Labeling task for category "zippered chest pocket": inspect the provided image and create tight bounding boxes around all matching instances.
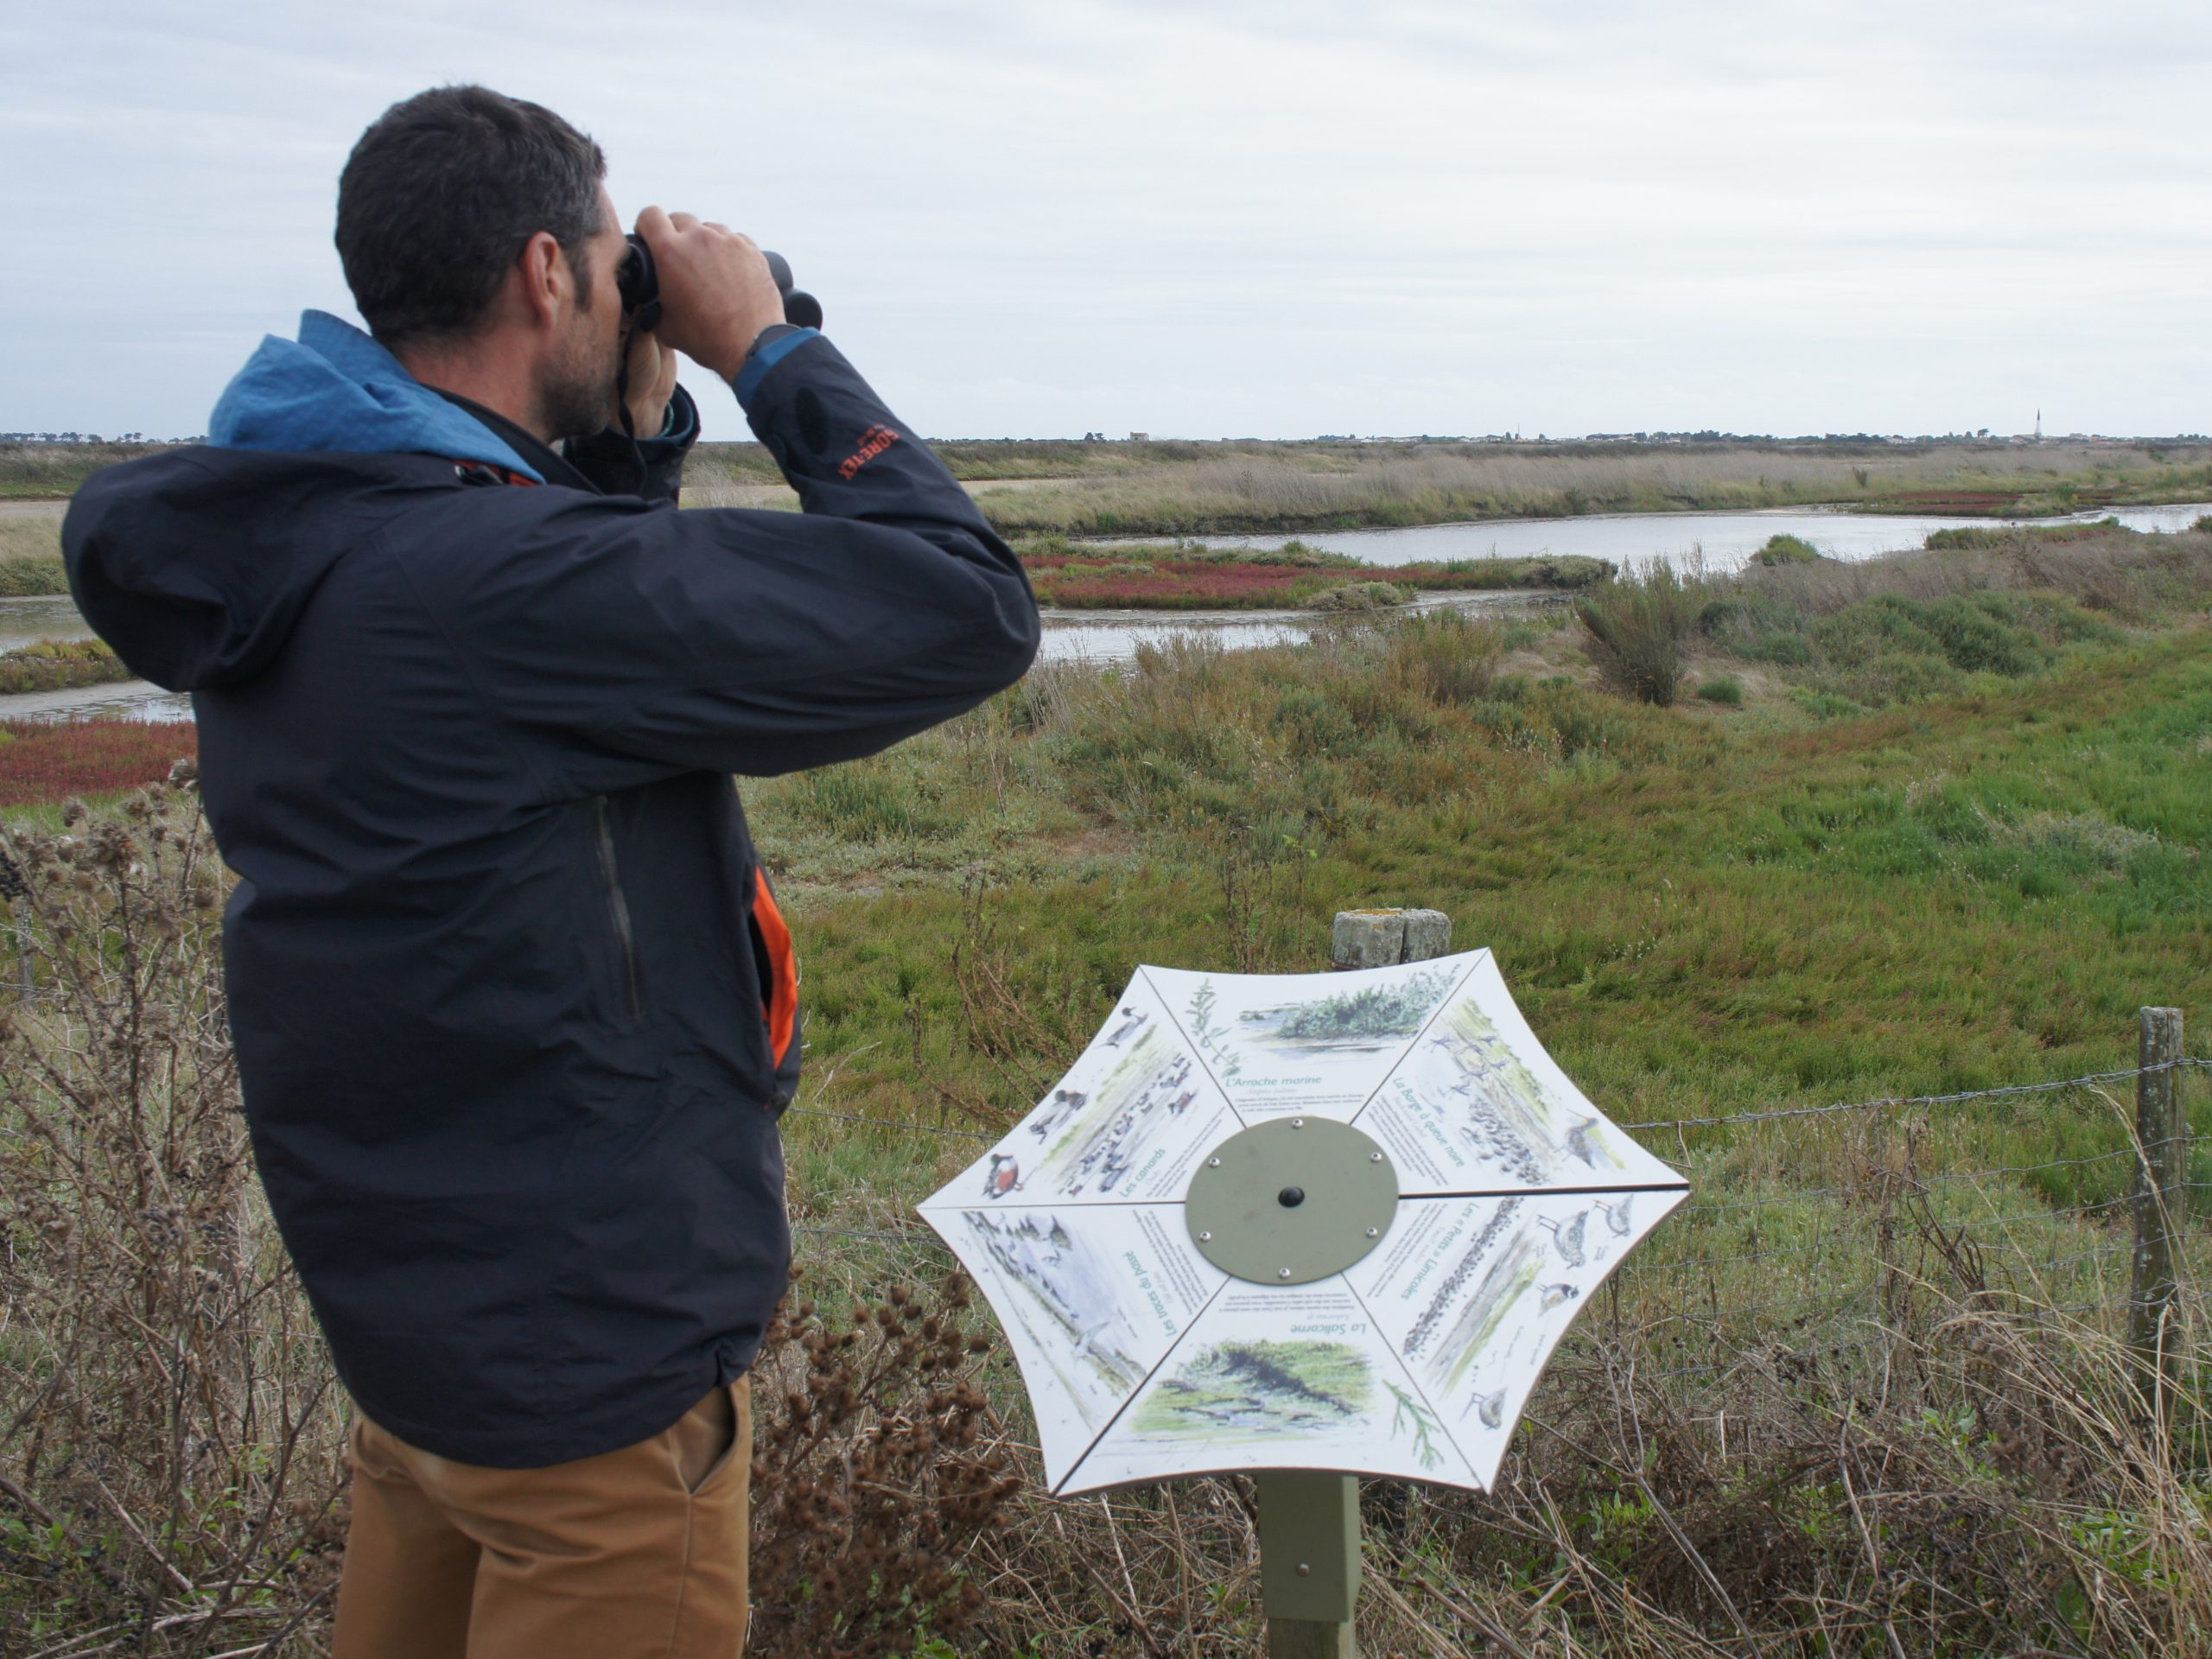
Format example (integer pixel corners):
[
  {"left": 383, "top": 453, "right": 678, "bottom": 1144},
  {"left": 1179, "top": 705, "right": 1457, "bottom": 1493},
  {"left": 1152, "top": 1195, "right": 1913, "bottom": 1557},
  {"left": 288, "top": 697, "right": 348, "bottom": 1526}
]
[{"left": 590, "top": 796, "right": 644, "bottom": 1020}]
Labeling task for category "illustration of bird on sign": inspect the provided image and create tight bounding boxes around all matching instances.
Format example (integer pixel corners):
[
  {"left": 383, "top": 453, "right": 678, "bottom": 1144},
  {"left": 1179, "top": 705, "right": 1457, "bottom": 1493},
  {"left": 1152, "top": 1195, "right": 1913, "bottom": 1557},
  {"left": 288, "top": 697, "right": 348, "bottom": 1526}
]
[{"left": 919, "top": 950, "right": 1688, "bottom": 1494}]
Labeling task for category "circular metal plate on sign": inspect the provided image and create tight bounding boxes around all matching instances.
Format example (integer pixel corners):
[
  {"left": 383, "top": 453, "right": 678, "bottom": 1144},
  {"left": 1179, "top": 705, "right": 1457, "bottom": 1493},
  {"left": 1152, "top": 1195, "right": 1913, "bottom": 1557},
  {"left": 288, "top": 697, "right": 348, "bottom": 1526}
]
[{"left": 1185, "top": 1117, "right": 1399, "bottom": 1285}]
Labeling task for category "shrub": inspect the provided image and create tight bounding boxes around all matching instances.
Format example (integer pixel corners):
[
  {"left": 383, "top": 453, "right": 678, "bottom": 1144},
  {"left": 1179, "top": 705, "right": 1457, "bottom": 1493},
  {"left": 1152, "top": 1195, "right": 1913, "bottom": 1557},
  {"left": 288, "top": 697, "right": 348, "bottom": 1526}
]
[
  {"left": 1700, "top": 592, "right": 1812, "bottom": 664},
  {"left": 1754, "top": 532, "right": 1821, "bottom": 565},
  {"left": 1920, "top": 596, "right": 2050, "bottom": 676},
  {"left": 1831, "top": 649, "right": 1967, "bottom": 707},
  {"left": 0, "top": 553, "right": 67, "bottom": 597},
  {"left": 747, "top": 1274, "right": 1023, "bottom": 1657},
  {"left": 1384, "top": 608, "right": 1503, "bottom": 705},
  {"left": 1926, "top": 518, "right": 2120, "bottom": 553},
  {"left": 0, "top": 785, "right": 353, "bottom": 1646},
  {"left": 1308, "top": 580, "right": 1410, "bottom": 613},
  {"left": 0, "top": 637, "right": 133, "bottom": 695},
  {"left": 1696, "top": 675, "right": 1745, "bottom": 705},
  {"left": 1965, "top": 589, "right": 2120, "bottom": 646},
  {"left": 1578, "top": 562, "right": 1699, "bottom": 706}
]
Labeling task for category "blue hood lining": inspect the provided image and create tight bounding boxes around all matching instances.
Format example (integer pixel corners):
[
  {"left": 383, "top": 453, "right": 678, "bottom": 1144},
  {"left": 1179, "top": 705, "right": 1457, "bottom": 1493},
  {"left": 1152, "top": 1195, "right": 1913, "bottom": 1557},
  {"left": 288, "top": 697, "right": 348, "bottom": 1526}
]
[{"left": 207, "top": 311, "right": 543, "bottom": 482}]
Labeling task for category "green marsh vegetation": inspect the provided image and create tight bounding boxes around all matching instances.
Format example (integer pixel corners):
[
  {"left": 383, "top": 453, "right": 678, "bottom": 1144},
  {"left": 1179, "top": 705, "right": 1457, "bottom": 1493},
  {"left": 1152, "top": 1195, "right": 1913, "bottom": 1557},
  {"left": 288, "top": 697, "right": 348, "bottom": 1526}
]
[
  {"left": 741, "top": 518, "right": 2212, "bottom": 1649},
  {"left": 0, "top": 638, "right": 130, "bottom": 696},
  {"left": 8, "top": 516, "right": 2212, "bottom": 1651},
  {"left": 753, "top": 519, "right": 2212, "bottom": 1154},
  {"left": 1014, "top": 536, "right": 1613, "bottom": 610},
  {"left": 1751, "top": 531, "right": 1822, "bottom": 565}
]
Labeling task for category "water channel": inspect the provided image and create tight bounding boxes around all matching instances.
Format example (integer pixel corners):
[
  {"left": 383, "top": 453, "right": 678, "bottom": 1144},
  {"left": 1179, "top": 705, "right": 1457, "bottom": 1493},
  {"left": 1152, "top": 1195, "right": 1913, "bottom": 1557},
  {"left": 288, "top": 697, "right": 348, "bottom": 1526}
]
[
  {"left": 7, "top": 500, "right": 2207, "bottom": 721},
  {"left": 1151, "top": 500, "right": 2212, "bottom": 573}
]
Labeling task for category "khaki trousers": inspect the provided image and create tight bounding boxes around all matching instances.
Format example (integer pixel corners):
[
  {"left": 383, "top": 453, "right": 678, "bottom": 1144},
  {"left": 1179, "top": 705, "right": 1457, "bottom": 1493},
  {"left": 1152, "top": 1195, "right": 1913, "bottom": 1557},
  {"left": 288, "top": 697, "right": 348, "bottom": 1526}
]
[{"left": 332, "top": 1379, "right": 752, "bottom": 1659}]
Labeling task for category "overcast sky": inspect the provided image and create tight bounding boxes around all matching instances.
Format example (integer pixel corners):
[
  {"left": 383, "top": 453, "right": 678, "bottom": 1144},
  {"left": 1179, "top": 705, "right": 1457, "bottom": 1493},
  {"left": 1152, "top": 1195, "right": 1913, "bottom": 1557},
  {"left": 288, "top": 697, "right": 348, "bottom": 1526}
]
[{"left": 4, "top": 1, "right": 2206, "bottom": 442}]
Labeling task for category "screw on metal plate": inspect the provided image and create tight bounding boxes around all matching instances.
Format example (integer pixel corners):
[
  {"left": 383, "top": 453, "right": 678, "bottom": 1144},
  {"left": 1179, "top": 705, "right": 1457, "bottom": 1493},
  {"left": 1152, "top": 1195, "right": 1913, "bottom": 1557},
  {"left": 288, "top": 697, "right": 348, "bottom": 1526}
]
[
  {"left": 1292, "top": 1117, "right": 1306, "bottom": 1128},
  {"left": 1366, "top": 1227, "right": 1379, "bottom": 1238},
  {"left": 1278, "top": 1268, "right": 1293, "bottom": 1279},
  {"left": 1198, "top": 1230, "right": 1212, "bottom": 1241},
  {"left": 1370, "top": 1152, "right": 1383, "bottom": 1162},
  {"left": 1297, "top": 1562, "right": 1312, "bottom": 1576},
  {"left": 1208, "top": 1157, "right": 1222, "bottom": 1167},
  {"left": 1279, "top": 1185, "right": 1306, "bottom": 1208}
]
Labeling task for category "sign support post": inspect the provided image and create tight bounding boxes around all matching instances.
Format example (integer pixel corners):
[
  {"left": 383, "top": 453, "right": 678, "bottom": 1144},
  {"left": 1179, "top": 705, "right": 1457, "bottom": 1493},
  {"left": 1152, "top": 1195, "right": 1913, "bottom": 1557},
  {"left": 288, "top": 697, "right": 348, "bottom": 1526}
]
[
  {"left": 1244, "top": 908, "right": 1455, "bottom": 1658},
  {"left": 1254, "top": 1470, "right": 1360, "bottom": 1658}
]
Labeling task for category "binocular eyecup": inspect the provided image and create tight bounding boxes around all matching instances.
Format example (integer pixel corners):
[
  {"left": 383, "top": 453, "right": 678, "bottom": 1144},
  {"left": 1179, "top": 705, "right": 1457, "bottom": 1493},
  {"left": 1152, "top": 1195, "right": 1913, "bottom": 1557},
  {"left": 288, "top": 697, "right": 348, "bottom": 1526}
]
[{"left": 616, "top": 233, "right": 823, "bottom": 334}]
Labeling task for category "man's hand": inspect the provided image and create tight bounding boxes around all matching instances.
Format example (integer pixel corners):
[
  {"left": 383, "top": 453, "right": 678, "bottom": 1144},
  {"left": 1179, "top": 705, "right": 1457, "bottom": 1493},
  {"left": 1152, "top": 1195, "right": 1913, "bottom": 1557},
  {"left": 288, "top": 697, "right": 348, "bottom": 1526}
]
[
  {"left": 633, "top": 207, "right": 788, "bottom": 383},
  {"left": 614, "top": 327, "right": 680, "bottom": 436}
]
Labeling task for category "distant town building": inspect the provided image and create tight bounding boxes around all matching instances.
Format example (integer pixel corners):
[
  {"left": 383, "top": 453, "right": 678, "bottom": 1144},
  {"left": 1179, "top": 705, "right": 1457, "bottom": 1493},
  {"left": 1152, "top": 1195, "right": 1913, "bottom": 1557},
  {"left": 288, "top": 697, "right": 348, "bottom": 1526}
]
[{"left": 1128, "top": 432, "right": 1149, "bottom": 442}]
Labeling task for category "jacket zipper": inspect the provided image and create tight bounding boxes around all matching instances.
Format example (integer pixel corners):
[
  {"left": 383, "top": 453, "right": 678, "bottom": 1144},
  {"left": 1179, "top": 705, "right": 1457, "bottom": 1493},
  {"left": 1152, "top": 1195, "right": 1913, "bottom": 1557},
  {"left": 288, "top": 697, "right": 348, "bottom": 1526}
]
[{"left": 591, "top": 796, "right": 644, "bottom": 1019}]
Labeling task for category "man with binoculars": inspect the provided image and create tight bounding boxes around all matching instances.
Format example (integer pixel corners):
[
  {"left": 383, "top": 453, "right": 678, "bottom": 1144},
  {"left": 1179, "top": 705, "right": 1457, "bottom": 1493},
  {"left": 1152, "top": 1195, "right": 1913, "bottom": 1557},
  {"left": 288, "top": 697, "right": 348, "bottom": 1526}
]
[{"left": 63, "top": 84, "right": 1039, "bottom": 1657}]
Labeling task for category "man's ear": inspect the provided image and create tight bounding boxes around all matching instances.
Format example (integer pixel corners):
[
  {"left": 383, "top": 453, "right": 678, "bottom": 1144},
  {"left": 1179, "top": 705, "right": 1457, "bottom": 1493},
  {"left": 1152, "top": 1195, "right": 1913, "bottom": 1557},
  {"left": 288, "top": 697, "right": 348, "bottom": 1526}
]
[{"left": 517, "top": 230, "right": 566, "bottom": 333}]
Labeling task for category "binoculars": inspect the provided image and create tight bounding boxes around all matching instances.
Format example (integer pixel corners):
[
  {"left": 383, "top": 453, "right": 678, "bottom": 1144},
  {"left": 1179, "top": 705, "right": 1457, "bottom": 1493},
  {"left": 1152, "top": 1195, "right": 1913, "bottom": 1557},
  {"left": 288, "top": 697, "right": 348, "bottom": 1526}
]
[{"left": 617, "top": 233, "right": 823, "bottom": 334}]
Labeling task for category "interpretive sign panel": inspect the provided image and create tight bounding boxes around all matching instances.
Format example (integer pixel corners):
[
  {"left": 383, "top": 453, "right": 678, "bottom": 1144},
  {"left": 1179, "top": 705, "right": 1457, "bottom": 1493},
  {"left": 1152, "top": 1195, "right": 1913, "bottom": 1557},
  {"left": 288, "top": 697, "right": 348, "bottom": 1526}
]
[{"left": 919, "top": 950, "right": 1688, "bottom": 1495}]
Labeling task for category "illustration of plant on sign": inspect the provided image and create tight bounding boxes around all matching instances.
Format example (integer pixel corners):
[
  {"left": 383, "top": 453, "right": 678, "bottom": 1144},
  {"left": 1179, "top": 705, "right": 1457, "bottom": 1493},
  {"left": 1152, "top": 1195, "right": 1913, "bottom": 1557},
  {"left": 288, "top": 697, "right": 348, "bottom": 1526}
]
[
  {"left": 1386, "top": 1380, "right": 1445, "bottom": 1471},
  {"left": 1266, "top": 967, "right": 1454, "bottom": 1044},
  {"left": 1185, "top": 979, "right": 1242, "bottom": 1081}
]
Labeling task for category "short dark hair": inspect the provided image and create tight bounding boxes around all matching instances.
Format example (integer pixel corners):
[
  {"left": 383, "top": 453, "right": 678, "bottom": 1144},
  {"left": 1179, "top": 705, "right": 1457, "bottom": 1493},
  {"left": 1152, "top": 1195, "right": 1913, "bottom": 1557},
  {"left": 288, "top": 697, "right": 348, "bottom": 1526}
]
[{"left": 336, "top": 86, "right": 608, "bottom": 347}]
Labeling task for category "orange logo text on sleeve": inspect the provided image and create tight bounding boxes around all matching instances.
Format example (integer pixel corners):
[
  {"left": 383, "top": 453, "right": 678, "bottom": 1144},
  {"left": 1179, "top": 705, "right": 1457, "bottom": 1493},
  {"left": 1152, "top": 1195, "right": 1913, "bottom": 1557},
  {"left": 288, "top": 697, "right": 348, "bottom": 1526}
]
[{"left": 838, "top": 425, "right": 900, "bottom": 480}]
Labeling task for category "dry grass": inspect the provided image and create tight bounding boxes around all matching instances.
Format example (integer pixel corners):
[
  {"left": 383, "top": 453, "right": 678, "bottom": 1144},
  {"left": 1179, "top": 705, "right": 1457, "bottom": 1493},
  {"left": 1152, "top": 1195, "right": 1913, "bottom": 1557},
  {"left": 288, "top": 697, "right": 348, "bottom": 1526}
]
[
  {"left": 964, "top": 442, "right": 2212, "bottom": 537},
  {"left": 0, "top": 784, "right": 352, "bottom": 1655},
  {"left": 7, "top": 784, "right": 2204, "bottom": 1656},
  {"left": 670, "top": 438, "right": 2212, "bottom": 537},
  {"left": 1740, "top": 523, "right": 2212, "bottom": 621},
  {"left": 0, "top": 788, "right": 1023, "bottom": 1657},
  {"left": 0, "top": 517, "right": 67, "bottom": 598}
]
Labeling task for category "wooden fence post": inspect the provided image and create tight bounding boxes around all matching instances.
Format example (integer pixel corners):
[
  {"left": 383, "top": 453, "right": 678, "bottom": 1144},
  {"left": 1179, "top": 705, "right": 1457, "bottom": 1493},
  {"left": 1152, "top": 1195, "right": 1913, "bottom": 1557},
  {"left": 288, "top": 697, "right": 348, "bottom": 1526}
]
[
  {"left": 1252, "top": 908, "right": 1453, "bottom": 1659},
  {"left": 12, "top": 907, "right": 30, "bottom": 1005},
  {"left": 2129, "top": 1007, "right": 2187, "bottom": 1427}
]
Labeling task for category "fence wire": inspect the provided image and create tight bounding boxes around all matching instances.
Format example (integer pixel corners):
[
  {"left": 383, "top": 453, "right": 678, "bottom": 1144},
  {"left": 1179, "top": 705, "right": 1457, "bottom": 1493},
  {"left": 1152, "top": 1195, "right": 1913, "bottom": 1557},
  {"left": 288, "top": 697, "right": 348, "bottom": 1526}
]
[
  {"left": 778, "top": 1057, "right": 2211, "bottom": 1150},
  {"left": 780, "top": 1054, "right": 2210, "bottom": 1366}
]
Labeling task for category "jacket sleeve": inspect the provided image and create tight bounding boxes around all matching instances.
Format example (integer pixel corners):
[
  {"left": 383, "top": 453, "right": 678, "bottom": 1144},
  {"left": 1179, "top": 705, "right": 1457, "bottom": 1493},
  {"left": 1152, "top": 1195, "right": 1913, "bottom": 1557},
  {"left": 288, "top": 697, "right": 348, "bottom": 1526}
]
[{"left": 433, "top": 335, "right": 1040, "bottom": 790}]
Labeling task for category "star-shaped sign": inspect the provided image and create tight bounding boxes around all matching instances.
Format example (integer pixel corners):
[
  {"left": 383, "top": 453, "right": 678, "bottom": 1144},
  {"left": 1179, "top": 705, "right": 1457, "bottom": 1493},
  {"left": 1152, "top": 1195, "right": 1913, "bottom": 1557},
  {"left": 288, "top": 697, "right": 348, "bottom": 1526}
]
[{"left": 919, "top": 950, "right": 1688, "bottom": 1494}]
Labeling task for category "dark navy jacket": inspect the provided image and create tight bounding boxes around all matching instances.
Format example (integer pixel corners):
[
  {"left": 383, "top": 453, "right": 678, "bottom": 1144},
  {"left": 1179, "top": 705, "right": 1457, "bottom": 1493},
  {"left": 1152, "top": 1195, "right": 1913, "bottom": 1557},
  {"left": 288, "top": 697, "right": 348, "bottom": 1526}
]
[{"left": 62, "top": 314, "right": 1039, "bottom": 1466}]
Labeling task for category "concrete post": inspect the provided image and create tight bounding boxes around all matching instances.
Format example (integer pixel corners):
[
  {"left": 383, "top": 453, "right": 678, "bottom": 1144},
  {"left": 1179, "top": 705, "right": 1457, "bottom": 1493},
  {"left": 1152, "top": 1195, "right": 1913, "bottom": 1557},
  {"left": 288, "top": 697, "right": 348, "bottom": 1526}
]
[{"left": 1331, "top": 908, "right": 1450, "bottom": 971}]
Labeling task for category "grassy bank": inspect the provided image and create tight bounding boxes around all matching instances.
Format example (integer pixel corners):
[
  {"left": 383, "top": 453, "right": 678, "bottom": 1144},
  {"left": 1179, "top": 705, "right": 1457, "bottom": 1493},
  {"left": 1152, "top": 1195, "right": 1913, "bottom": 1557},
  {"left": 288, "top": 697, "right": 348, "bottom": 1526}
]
[
  {"left": 964, "top": 443, "right": 2212, "bottom": 537},
  {"left": 0, "top": 515, "right": 68, "bottom": 597},
  {"left": 1020, "top": 537, "right": 1611, "bottom": 608},
  {"left": 0, "top": 639, "right": 131, "bottom": 696},
  {"left": 0, "top": 441, "right": 170, "bottom": 499}
]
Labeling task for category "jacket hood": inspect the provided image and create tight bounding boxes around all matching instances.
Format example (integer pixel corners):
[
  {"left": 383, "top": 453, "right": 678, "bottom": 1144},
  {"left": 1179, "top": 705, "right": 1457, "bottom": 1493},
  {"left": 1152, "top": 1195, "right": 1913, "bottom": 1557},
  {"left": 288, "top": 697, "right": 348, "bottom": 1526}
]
[
  {"left": 208, "top": 310, "right": 542, "bottom": 481},
  {"left": 63, "top": 312, "right": 541, "bottom": 692}
]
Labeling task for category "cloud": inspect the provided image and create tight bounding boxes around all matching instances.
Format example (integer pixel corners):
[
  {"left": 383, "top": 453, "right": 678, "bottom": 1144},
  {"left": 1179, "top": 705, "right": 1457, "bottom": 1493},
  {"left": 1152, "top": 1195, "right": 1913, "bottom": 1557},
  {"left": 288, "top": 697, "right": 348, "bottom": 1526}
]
[{"left": 3, "top": 0, "right": 2205, "bottom": 439}]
